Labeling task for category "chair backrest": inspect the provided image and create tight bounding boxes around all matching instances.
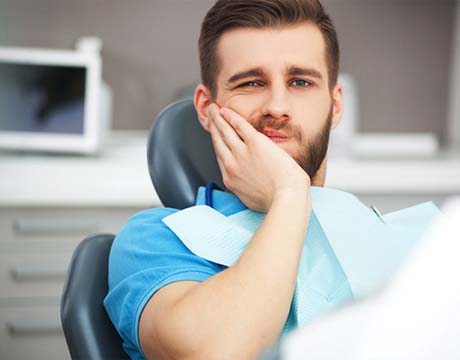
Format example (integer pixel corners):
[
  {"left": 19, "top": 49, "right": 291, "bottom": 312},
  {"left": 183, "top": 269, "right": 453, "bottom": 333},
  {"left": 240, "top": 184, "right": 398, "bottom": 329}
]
[
  {"left": 147, "top": 97, "right": 223, "bottom": 209},
  {"left": 61, "top": 234, "right": 129, "bottom": 359},
  {"left": 61, "top": 98, "right": 223, "bottom": 358}
]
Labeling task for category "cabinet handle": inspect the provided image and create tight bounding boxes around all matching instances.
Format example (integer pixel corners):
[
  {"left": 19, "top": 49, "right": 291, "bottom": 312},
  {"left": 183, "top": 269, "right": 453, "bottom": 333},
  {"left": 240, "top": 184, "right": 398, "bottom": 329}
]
[
  {"left": 7, "top": 319, "right": 63, "bottom": 336},
  {"left": 10, "top": 265, "right": 68, "bottom": 281},
  {"left": 13, "top": 219, "right": 97, "bottom": 235}
]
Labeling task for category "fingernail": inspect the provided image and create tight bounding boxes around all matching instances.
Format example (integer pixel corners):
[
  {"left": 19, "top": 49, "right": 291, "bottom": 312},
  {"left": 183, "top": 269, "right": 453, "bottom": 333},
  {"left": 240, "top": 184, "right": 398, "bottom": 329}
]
[{"left": 219, "top": 108, "right": 226, "bottom": 116}]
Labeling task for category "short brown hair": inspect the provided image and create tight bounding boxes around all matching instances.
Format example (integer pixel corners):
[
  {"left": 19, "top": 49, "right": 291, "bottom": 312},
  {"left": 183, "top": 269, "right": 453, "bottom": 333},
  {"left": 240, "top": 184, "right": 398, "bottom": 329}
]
[{"left": 198, "top": 0, "right": 339, "bottom": 100}]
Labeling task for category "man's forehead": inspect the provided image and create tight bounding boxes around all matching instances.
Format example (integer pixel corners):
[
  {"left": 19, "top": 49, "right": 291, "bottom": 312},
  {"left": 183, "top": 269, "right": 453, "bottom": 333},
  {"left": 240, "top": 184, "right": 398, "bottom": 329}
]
[{"left": 217, "top": 23, "right": 328, "bottom": 81}]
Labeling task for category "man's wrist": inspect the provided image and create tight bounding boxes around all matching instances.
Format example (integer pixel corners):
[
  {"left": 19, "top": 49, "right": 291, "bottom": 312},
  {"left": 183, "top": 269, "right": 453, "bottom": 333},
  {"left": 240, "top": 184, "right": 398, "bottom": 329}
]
[{"left": 272, "top": 186, "right": 311, "bottom": 209}]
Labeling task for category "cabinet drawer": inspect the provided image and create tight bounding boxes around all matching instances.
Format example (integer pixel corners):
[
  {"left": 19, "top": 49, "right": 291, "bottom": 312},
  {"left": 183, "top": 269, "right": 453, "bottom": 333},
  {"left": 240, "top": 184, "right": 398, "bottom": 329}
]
[
  {"left": 0, "top": 252, "right": 72, "bottom": 300},
  {"left": 0, "top": 304, "right": 69, "bottom": 360},
  {"left": 0, "top": 207, "right": 142, "bottom": 246}
]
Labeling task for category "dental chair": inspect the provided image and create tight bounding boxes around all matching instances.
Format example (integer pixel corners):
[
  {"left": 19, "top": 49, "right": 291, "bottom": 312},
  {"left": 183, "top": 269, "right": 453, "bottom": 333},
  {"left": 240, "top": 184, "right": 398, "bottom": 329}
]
[{"left": 60, "top": 98, "right": 223, "bottom": 359}]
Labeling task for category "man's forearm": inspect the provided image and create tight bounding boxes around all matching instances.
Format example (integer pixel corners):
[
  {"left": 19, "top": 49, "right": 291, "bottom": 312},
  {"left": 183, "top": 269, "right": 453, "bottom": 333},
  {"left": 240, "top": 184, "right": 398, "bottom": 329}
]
[{"left": 161, "top": 190, "right": 311, "bottom": 359}]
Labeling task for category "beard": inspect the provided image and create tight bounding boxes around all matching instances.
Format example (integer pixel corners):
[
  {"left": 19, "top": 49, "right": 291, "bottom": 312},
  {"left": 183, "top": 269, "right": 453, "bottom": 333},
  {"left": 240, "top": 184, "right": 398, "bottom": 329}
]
[{"left": 252, "top": 106, "right": 333, "bottom": 179}]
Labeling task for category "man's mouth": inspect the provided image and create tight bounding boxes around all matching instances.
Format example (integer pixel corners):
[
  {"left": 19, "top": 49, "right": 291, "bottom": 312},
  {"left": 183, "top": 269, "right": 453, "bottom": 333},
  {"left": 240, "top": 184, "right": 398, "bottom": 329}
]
[{"left": 262, "top": 129, "right": 289, "bottom": 143}]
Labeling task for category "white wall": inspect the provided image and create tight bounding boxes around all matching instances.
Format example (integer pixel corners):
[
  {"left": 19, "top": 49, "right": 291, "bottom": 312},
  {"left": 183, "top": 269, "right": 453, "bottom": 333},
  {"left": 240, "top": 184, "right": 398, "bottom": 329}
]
[
  {"left": 0, "top": 0, "right": 456, "bottom": 136},
  {"left": 449, "top": 1, "right": 460, "bottom": 147}
]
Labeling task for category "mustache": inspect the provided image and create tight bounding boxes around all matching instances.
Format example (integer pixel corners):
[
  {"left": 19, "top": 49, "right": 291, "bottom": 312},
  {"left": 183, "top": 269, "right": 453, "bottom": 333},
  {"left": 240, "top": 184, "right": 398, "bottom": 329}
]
[{"left": 251, "top": 116, "right": 303, "bottom": 141}]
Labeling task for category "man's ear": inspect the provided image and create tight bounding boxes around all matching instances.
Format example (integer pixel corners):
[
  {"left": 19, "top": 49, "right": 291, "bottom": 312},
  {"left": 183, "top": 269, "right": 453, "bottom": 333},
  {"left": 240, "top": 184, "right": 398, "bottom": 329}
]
[
  {"left": 330, "top": 83, "right": 344, "bottom": 130},
  {"left": 194, "top": 84, "right": 214, "bottom": 132}
]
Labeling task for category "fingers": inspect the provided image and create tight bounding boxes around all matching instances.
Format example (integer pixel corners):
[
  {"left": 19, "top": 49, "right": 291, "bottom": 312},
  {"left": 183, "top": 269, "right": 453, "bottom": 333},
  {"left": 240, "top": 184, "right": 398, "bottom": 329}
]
[
  {"left": 208, "top": 114, "right": 232, "bottom": 164},
  {"left": 218, "top": 107, "right": 258, "bottom": 143},
  {"left": 208, "top": 104, "right": 245, "bottom": 153},
  {"left": 208, "top": 114, "right": 232, "bottom": 184},
  {"left": 208, "top": 103, "right": 250, "bottom": 188}
]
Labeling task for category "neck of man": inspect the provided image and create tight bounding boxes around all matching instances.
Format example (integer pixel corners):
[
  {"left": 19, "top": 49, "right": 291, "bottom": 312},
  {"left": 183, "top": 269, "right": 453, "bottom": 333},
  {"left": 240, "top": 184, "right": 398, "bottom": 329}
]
[{"left": 310, "top": 156, "right": 327, "bottom": 187}]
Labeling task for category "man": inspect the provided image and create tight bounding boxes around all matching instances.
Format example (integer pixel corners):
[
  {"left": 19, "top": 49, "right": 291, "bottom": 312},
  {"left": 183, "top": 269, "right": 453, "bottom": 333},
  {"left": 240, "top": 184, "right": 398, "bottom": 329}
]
[{"left": 104, "top": 0, "right": 344, "bottom": 359}]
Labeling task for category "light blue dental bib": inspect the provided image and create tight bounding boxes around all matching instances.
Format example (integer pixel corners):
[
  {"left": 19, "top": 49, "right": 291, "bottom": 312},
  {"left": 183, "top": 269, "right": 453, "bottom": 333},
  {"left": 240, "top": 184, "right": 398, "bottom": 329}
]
[{"left": 162, "top": 187, "right": 441, "bottom": 337}]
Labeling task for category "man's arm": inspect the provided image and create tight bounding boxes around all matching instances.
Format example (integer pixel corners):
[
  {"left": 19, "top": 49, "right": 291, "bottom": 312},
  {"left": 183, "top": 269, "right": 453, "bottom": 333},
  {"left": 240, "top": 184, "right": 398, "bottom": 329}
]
[
  {"left": 140, "top": 190, "right": 310, "bottom": 359},
  {"left": 139, "top": 104, "right": 311, "bottom": 359}
]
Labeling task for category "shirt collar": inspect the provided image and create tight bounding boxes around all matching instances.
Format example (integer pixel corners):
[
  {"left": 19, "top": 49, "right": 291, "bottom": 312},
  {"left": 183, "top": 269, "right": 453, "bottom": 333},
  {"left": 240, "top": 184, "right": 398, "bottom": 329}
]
[{"left": 195, "top": 186, "right": 247, "bottom": 216}]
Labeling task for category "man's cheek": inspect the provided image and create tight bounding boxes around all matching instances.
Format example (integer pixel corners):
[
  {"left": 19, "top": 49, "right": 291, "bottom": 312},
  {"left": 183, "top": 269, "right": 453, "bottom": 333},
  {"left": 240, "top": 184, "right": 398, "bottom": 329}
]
[{"left": 223, "top": 97, "right": 261, "bottom": 122}]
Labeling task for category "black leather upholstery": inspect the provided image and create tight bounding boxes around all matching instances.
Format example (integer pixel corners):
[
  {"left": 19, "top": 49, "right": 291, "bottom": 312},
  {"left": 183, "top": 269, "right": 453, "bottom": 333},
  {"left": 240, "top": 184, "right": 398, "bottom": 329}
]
[
  {"left": 147, "top": 98, "right": 223, "bottom": 209},
  {"left": 61, "top": 98, "right": 223, "bottom": 359},
  {"left": 61, "top": 234, "right": 129, "bottom": 359}
]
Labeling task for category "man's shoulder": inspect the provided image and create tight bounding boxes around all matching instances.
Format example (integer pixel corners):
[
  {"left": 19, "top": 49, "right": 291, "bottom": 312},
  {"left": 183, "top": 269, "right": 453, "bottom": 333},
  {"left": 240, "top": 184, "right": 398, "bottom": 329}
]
[
  {"left": 108, "top": 206, "right": 198, "bottom": 285},
  {"left": 126, "top": 206, "right": 179, "bottom": 224},
  {"left": 113, "top": 207, "right": 179, "bottom": 244}
]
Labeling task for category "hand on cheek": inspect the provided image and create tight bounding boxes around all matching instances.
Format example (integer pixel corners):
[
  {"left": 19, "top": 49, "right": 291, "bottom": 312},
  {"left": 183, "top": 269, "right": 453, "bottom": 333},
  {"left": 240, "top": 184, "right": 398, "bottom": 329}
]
[{"left": 207, "top": 103, "right": 310, "bottom": 212}]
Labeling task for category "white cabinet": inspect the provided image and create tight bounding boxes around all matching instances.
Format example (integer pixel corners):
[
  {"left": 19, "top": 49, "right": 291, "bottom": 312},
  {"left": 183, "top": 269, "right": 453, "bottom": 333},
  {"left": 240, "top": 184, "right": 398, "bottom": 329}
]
[
  {"left": 326, "top": 149, "right": 460, "bottom": 212},
  {"left": 0, "top": 304, "right": 67, "bottom": 360},
  {"left": 0, "top": 207, "right": 147, "bottom": 360},
  {"left": 0, "top": 132, "right": 161, "bottom": 359}
]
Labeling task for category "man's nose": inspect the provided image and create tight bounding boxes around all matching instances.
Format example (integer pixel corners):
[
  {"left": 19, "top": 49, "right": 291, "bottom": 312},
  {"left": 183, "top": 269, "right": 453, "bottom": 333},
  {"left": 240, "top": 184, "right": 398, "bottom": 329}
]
[{"left": 260, "top": 85, "right": 292, "bottom": 121}]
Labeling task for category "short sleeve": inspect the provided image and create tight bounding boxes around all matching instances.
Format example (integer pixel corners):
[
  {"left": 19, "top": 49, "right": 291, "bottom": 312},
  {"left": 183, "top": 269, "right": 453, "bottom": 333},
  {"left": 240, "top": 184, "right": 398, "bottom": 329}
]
[{"left": 103, "top": 207, "right": 224, "bottom": 359}]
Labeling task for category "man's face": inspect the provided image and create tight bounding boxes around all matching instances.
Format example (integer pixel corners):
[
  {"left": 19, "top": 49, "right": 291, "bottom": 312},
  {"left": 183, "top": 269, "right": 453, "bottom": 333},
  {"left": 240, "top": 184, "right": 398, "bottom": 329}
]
[{"left": 209, "top": 23, "right": 340, "bottom": 178}]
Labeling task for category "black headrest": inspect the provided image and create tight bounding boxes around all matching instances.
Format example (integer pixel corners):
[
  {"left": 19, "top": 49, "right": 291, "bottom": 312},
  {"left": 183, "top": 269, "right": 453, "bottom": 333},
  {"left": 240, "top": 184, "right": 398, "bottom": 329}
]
[
  {"left": 147, "top": 98, "right": 223, "bottom": 209},
  {"left": 61, "top": 234, "right": 129, "bottom": 359}
]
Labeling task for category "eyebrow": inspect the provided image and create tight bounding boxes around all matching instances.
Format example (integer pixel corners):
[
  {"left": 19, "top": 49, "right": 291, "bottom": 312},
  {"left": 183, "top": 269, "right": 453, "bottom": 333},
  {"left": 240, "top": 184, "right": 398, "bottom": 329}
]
[{"left": 225, "top": 65, "right": 323, "bottom": 86}]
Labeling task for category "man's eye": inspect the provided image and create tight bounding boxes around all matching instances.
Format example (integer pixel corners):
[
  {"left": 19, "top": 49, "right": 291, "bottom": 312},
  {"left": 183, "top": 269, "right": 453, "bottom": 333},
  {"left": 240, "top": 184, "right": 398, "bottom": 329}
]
[
  {"left": 237, "top": 80, "right": 311, "bottom": 88},
  {"left": 239, "top": 81, "right": 262, "bottom": 87},
  {"left": 292, "top": 79, "right": 311, "bottom": 87}
]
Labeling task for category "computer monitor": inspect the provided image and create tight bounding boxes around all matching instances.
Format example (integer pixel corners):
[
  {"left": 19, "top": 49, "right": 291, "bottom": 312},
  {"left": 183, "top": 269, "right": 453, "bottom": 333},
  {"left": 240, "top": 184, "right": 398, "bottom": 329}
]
[{"left": 0, "top": 39, "right": 111, "bottom": 154}]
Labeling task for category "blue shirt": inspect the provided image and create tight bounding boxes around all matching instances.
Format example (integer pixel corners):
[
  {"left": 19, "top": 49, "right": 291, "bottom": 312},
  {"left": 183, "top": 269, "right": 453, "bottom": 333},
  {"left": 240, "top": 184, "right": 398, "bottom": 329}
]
[{"left": 104, "top": 187, "right": 246, "bottom": 359}]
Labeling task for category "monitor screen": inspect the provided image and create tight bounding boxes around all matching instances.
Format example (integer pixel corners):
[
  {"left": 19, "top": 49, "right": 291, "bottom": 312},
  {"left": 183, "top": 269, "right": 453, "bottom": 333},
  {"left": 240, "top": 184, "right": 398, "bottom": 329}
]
[{"left": 0, "top": 62, "right": 86, "bottom": 135}]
